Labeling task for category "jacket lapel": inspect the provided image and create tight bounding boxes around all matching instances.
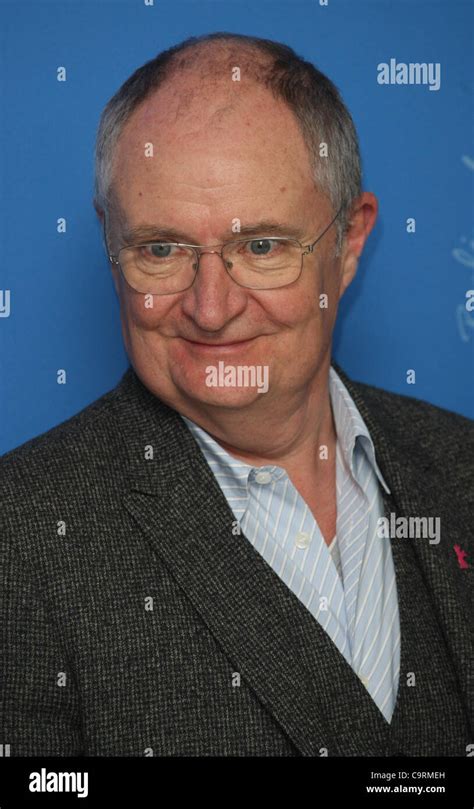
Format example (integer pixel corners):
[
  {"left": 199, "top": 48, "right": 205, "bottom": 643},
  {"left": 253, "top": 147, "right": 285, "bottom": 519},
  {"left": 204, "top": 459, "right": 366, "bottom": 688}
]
[{"left": 333, "top": 362, "right": 474, "bottom": 733}]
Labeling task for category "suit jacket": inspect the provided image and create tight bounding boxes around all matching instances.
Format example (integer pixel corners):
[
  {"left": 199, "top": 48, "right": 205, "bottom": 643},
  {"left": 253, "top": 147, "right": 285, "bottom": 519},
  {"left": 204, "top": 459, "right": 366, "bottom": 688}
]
[{"left": 1, "top": 362, "right": 473, "bottom": 757}]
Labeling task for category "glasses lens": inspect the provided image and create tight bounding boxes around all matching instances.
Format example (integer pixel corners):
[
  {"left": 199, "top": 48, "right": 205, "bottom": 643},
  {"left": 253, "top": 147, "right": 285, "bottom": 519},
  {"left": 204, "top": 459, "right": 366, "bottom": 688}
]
[
  {"left": 119, "top": 243, "right": 197, "bottom": 294},
  {"left": 223, "top": 238, "right": 302, "bottom": 289}
]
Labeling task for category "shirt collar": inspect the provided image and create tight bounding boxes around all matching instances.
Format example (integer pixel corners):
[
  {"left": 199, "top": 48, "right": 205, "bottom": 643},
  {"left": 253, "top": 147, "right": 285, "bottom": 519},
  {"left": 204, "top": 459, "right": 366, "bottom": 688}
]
[
  {"left": 181, "top": 366, "right": 391, "bottom": 496},
  {"left": 328, "top": 367, "right": 391, "bottom": 495}
]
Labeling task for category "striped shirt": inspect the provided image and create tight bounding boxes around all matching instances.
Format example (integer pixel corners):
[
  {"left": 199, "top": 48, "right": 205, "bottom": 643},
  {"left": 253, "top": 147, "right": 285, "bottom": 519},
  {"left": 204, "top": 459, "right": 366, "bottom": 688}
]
[{"left": 181, "top": 367, "right": 401, "bottom": 722}]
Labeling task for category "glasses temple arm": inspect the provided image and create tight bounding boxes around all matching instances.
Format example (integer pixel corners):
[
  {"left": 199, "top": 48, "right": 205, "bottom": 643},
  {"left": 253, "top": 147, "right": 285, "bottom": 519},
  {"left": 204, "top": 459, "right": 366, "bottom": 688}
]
[{"left": 305, "top": 205, "right": 344, "bottom": 253}]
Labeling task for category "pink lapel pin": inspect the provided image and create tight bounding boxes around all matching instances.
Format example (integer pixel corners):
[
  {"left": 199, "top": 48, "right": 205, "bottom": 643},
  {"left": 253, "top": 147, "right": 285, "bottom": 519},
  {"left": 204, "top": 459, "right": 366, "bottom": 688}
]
[{"left": 453, "top": 544, "right": 470, "bottom": 569}]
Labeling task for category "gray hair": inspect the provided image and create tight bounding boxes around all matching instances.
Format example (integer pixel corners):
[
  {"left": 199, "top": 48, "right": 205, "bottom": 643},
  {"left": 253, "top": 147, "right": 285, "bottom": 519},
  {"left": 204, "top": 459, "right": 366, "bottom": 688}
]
[{"left": 94, "top": 32, "right": 362, "bottom": 254}]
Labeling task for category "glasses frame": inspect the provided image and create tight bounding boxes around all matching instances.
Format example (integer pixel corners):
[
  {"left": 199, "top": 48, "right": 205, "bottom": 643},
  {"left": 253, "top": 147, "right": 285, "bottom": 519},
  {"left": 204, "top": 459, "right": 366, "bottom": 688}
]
[{"left": 105, "top": 204, "right": 343, "bottom": 294}]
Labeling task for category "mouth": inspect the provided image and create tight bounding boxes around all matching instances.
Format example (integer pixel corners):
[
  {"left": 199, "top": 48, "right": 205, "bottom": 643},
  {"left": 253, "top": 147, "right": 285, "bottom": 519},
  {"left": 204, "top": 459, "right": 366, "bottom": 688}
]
[{"left": 181, "top": 336, "right": 257, "bottom": 353}]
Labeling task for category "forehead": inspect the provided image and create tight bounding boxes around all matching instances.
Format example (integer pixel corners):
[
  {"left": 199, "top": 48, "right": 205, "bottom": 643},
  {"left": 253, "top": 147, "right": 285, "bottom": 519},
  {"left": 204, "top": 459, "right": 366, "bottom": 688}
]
[{"left": 112, "top": 77, "right": 319, "bottom": 211}]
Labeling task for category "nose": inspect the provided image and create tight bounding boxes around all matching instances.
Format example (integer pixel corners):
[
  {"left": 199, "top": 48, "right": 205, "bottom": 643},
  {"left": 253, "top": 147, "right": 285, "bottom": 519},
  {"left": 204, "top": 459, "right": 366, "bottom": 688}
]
[{"left": 180, "top": 250, "right": 247, "bottom": 332}]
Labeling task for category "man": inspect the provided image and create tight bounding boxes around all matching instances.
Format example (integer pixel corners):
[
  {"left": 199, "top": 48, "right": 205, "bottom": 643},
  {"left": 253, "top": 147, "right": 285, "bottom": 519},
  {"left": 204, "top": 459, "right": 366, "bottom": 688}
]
[{"left": 1, "top": 33, "right": 472, "bottom": 757}]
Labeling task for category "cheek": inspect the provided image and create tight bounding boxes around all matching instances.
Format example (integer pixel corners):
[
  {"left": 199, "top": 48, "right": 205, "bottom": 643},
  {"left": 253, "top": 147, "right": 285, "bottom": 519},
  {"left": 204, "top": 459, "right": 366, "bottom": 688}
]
[
  {"left": 256, "top": 289, "right": 332, "bottom": 375},
  {"left": 256, "top": 289, "right": 324, "bottom": 334},
  {"left": 119, "top": 289, "right": 177, "bottom": 330}
]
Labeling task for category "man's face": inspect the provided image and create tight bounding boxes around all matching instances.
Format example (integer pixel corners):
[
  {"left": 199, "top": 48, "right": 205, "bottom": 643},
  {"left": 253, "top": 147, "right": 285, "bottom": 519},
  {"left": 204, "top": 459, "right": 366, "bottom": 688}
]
[{"left": 106, "top": 77, "right": 357, "bottom": 417}]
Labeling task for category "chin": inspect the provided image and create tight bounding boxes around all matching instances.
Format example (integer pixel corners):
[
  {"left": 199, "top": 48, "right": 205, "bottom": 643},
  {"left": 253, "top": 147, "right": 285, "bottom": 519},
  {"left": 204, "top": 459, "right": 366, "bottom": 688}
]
[
  {"left": 168, "top": 353, "right": 271, "bottom": 407},
  {"left": 176, "top": 379, "right": 268, "bottom": 409}
]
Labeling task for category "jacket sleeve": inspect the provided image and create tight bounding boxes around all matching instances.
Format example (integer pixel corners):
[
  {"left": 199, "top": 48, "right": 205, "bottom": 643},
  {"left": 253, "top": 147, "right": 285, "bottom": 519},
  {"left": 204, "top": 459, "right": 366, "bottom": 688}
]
[{"left": 0, "top": 533, "right": 84, "bottom": 756}]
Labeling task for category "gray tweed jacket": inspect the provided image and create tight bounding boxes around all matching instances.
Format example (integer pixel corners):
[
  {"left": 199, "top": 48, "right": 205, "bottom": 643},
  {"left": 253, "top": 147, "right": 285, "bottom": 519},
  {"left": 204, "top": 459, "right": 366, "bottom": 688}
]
[{"left": 1, "top": 362, "right": 473, "bottom": 757}]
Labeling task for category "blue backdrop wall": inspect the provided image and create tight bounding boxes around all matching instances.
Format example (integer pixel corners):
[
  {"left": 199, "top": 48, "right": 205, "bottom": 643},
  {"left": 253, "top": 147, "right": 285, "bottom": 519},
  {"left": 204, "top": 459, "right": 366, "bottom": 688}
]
[{"left": 1, "top": 0, "right": 473, "bottom": 454}]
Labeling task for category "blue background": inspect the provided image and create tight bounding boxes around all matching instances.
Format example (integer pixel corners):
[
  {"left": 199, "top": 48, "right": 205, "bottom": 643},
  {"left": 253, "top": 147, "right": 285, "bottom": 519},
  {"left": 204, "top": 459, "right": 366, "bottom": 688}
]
[{"left": 1, "top": 0, "right": 473, "bottom": 454}]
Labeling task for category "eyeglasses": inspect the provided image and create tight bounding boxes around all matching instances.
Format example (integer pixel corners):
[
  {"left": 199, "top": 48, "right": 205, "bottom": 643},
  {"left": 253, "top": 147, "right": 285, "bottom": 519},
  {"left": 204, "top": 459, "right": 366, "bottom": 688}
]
[{"left": 107, "top": 205, "right": 343, "bottom": 294}]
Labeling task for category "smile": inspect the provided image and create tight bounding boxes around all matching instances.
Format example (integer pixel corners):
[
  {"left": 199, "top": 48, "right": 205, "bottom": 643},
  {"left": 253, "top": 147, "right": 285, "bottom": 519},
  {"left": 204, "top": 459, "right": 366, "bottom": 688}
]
[{"left": 182, "top": 337, "right": 257, "bottom": 352}]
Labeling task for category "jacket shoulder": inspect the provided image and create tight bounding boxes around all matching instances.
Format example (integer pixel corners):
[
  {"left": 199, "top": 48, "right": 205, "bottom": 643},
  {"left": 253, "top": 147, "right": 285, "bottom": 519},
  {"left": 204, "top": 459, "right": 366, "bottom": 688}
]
[
  {"left": 0, "top": 372, "right": 131, "bottom": 496},
  {"left": 343, "top": 373, "right": 474, "bottom": 489},
  {"left": 351, "top": 376, "right": 473, "bottom": 435}
]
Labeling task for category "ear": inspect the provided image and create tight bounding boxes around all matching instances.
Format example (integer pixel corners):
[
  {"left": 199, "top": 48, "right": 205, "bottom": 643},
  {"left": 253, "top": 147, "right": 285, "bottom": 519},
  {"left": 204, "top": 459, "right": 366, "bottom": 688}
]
[{"left": 338, "top": 192, "right": 378, "bottom": 298}]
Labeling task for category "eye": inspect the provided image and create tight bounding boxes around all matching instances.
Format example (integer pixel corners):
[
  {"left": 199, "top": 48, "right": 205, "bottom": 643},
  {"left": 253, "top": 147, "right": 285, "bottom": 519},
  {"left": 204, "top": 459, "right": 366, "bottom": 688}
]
[
  {"left": 144, "top": 243, "right": 177, "bottom": 259},
  {"left": 248, "top": 238, "right": 277, "bottom": 256}
]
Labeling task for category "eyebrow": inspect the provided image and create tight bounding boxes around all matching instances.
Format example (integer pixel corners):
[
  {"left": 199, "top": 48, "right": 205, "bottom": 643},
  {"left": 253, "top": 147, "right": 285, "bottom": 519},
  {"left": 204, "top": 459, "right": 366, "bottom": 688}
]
[{"left": 120, "top": 220, "right": 308, "bottom": 246}]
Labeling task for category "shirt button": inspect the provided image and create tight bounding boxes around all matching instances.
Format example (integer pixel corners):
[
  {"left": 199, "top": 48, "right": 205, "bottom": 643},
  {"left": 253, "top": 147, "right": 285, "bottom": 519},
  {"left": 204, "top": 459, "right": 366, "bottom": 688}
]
[
  {"left": 359, "top": 674, "right": 369, "bottom": 687},
  {"left": 254, "top": 471, "right": 272, "bottom": 484},
  {"left": 295, "top": 531, "right": 311, "bottom": 549}
]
